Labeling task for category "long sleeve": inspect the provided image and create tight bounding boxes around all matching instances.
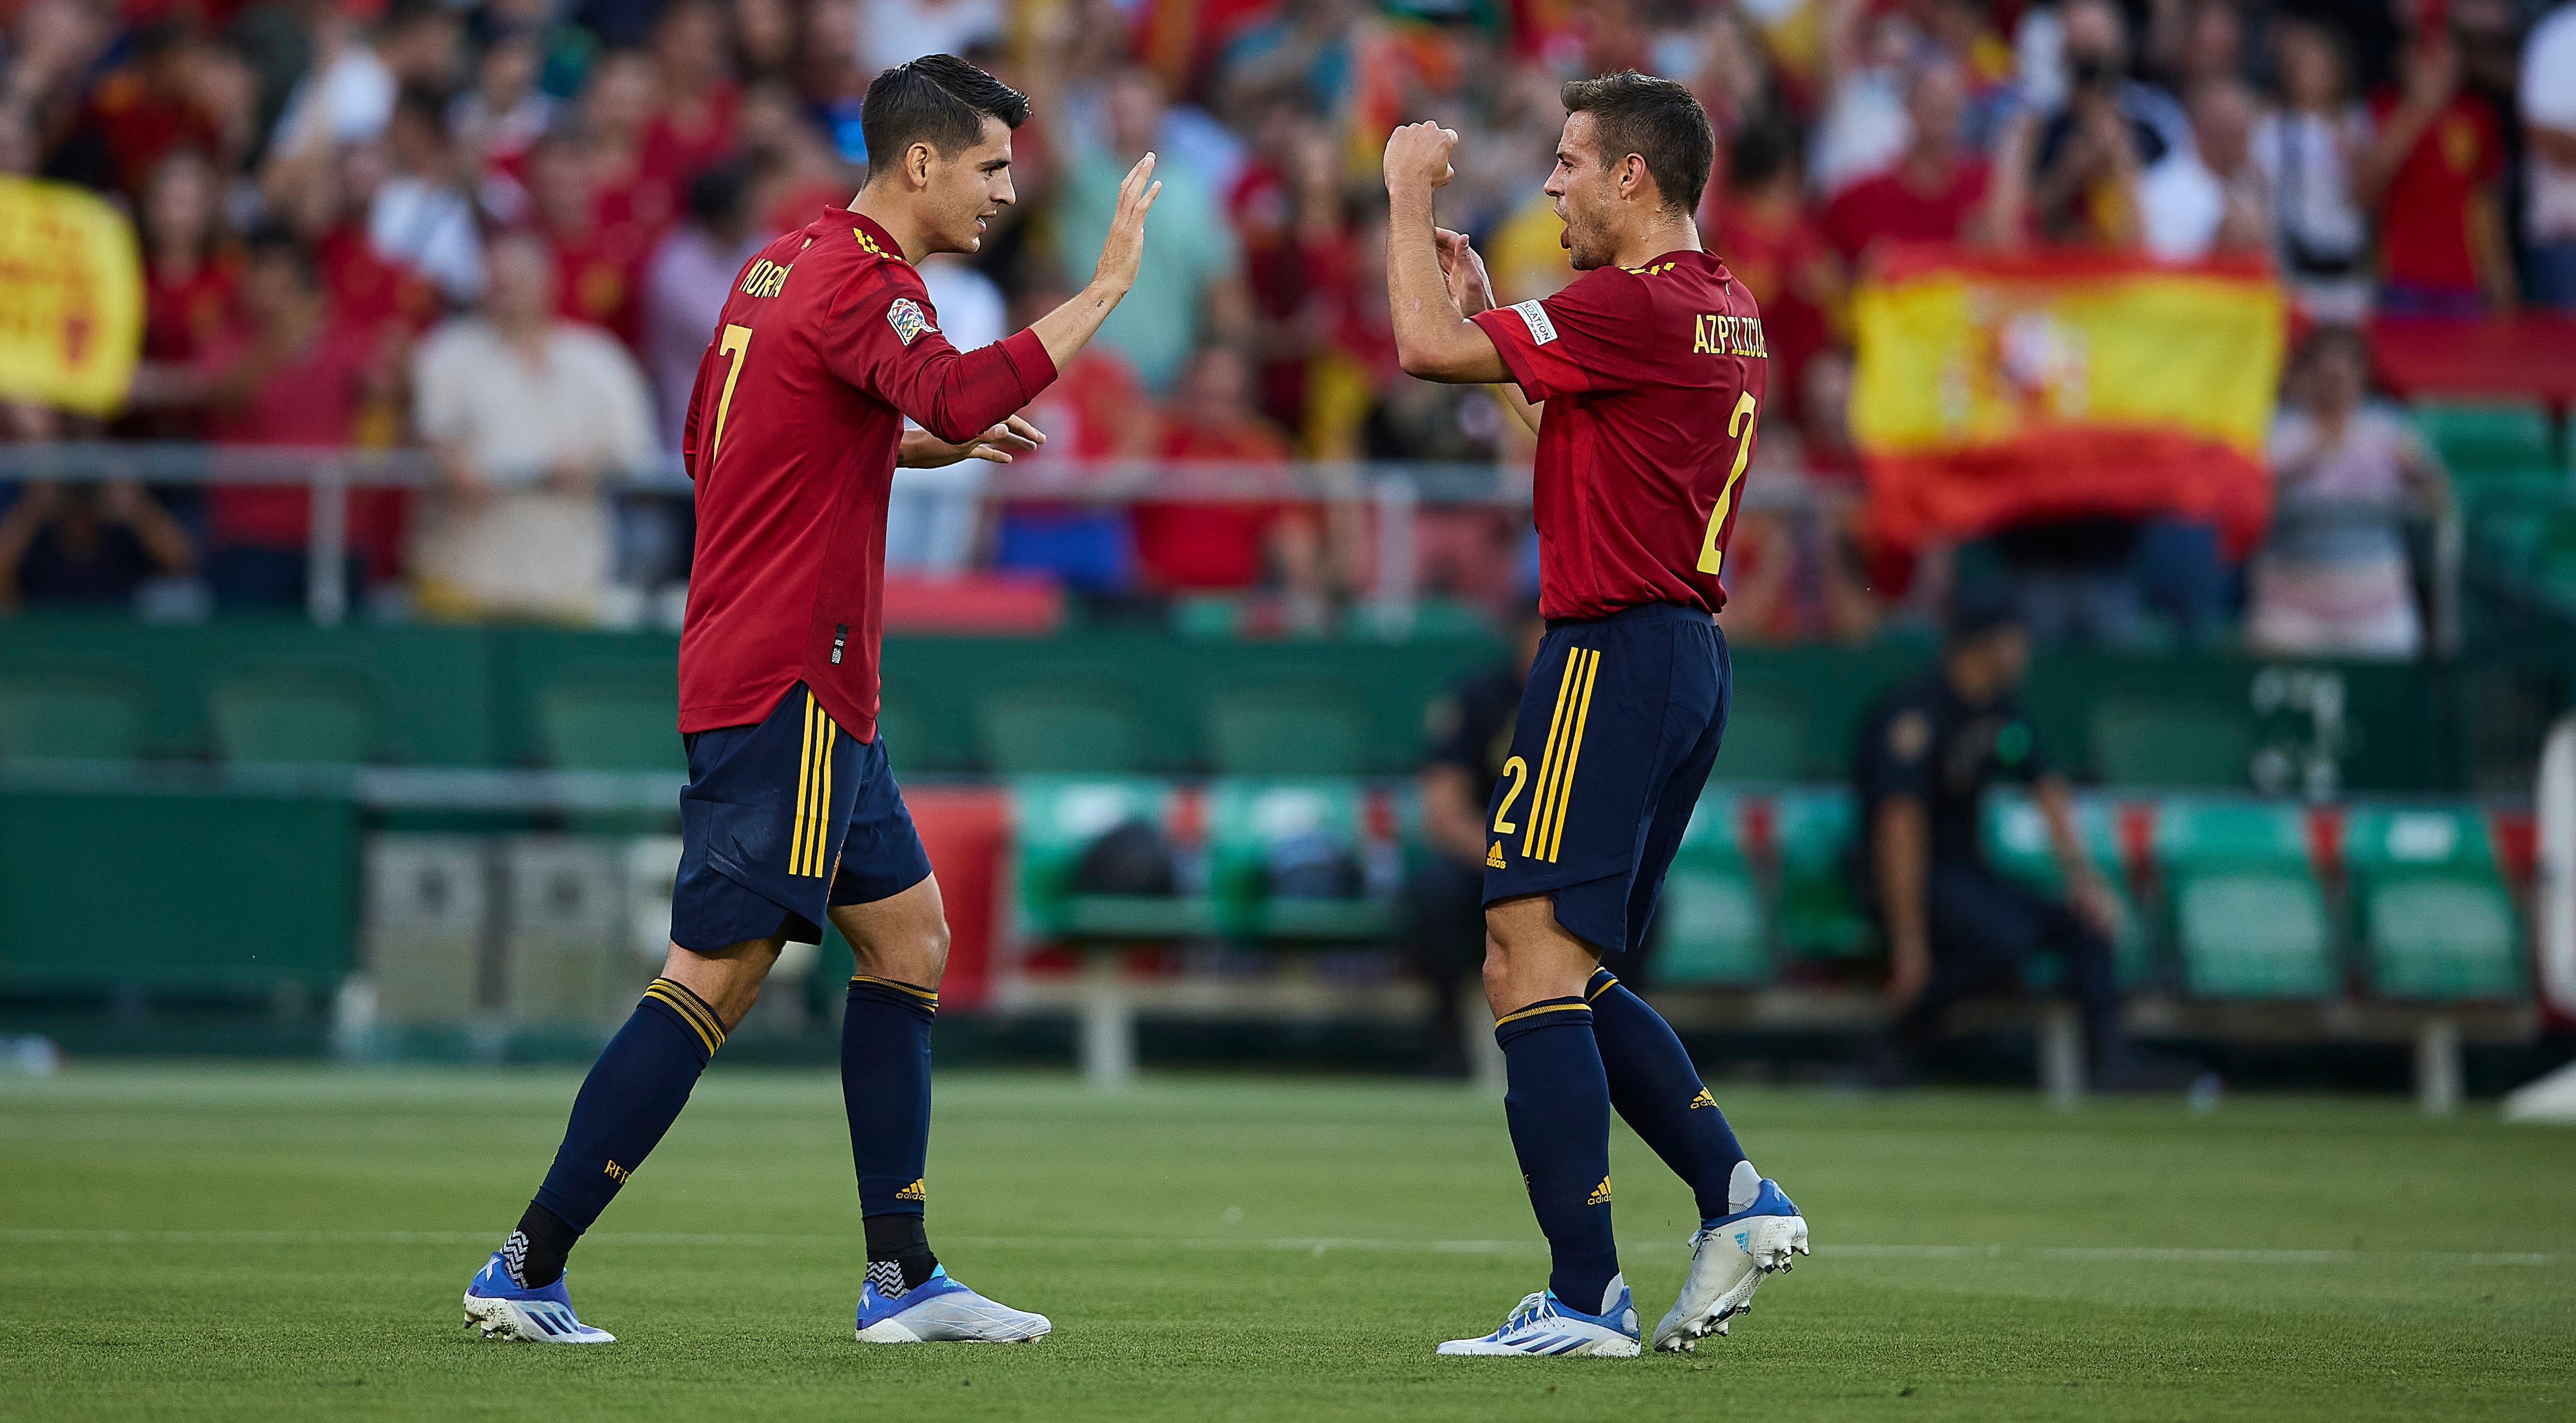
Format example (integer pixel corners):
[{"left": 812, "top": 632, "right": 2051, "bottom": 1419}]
[{"left": 821, "top": 267, "right": 1057, "bottom": 444}]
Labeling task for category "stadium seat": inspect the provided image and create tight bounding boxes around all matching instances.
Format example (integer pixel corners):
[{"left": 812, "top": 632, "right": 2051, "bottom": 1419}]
[
  {"left": 1203, "top": 680, "right": 1370, "bottom": 776},
  {"left": 1981, "top": 792, "right": 2151, "bottom": 987},
  {"left": 1707, "top": 689, "right": 1807, "bottom": 783},
  {"left": 0, "top": 668, "right": 145, "bottom": 762},
  {"left": 1771, "top": 786, "right": 1875, "bottom": 961},
  {"left": 1653, "top": 790, "right": 1769, "bottom": 986},
  {"left": 2411, "top": 401, "right": 2553, "bottom": 474},
  {"left": 978, "top": 679, "right": 1145, "bottom": 775},
  {"left": 2342, "top": 807, "right": 2524, "bottom": 1000},
  {"left": 1204, "top": 779, "right": 1389, "bottom": 940},
  {"left": 2089, "top": 697, "right": 2252, "bottom": 788},
  {"left": 2153, "top": 798, "right": 2336, "bottom": 998},
  {"left": 538, "top": 672, "right": 683, "bottom": 773},
  {"left": 209, "top": 668, "right": 379, "bottom": 766},
  {"left": 1007, "top": 776, "right": 1214, "bottom": 940}
]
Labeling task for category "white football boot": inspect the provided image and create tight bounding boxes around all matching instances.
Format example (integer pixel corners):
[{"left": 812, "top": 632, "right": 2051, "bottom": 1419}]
[{"left": 1652, "top": 1162, "right": 1810, "bottom": 1352}]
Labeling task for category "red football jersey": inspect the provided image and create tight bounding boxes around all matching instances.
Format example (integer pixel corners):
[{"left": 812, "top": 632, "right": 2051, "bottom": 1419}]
[
  {"left": 1469, "top": 251, "right": 1770, "bottom": 619},
  {"left": 678, "top": 210, "right": 1057, "bottom": 738}
]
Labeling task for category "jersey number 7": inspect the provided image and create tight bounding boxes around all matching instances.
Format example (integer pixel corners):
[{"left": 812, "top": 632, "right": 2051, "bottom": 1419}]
[
  {"left": 1697, "top": 392, "right": 1757, "bottom": 576},
  {"left": 709, "top": 323, "right": 754, "bottom": 466}
]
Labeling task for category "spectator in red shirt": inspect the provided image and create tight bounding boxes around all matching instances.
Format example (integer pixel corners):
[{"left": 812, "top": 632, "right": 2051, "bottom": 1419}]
[
  {"left": 525, "top": 132, "right": 650, "bottom": 349},
  {"left": 1227, "top": 99, "right": 1347, "bottom": 432},
  {"left": 131, "top": 147, "right": 238, "bottom": 438},
  {"left": 54, "top": 18, "right": 222, "bottom": 195},
  {"left": 1133, "top": 345, "right": 1335, "bottom": 620},
  {"left": 132, "top": 229, "right": 398, "bottom": 610},
  {"left": 1712, "top": 116, "right": 1837, "bottom": 422},
  {"left": 1820, "top": 57, "right": 2013, "bottom": 273},
  {"left": 640, "top": 0, "right": 738, "bottom": 188},
  {"left": 583, "top": 48, "right": 679, "bottom": 242},
  {"left": 2359, "top": 23, "right": 2516, "bottom": 317}
]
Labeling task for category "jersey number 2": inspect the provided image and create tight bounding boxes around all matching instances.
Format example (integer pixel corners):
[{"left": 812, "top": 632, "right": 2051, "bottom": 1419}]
[
  {"left": 1697, "top": 392, "right": 1757, "bottom": 576},
  {"left": 710, "top": 323, "right": 754, "bottom": 464}
]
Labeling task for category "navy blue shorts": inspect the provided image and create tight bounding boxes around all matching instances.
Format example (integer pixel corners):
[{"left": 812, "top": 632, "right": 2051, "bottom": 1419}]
[
  {"left": 1482, "top": 602, "right": 1731, "bottom": 956},
  {"left": 670, "top": 683, "right": 934, "bottom": 952}
]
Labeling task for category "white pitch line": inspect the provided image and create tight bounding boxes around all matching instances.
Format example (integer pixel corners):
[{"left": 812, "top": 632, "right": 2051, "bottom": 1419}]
[{"left": 0, "top": 1228, "right": 2560, "bottom": 1267}]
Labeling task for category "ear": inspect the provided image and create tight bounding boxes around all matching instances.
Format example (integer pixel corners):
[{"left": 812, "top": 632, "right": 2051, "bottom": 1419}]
[
  {"left": 1615, "top": 151, "right": 1651, "bottom": 203},
  {"left": 906, "top": 141, "right": 937, "bottom": 188}
]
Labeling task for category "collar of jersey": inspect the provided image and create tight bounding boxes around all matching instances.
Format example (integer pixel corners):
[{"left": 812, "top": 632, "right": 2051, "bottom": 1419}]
[{"left": 825, "top": 209, "right": 914, "bottom": 265}]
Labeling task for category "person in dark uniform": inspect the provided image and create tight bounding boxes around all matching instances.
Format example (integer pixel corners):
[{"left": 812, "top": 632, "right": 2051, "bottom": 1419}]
[
  {"left": 1408, "top": 607, "right": 1546, "bottom": 1076},
  {"left": 1852, "top": 596, "right": 2125, "bottom": 1084}
]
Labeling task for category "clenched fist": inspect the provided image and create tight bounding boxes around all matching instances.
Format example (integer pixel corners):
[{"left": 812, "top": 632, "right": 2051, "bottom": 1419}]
[{"left": 1382, "top": 121, "right": 1459, "bottom": 196}]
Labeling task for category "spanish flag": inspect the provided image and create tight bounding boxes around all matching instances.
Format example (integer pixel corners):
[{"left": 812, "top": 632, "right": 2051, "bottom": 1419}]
[{"left": 1850, "top": 247, "right": 2284, "bottom": 559}]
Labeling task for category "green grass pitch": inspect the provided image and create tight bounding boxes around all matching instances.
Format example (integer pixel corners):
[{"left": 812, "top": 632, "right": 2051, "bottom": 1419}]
[{"left": 3, "top": 1064, "right": 2572, "bottom": 1421}]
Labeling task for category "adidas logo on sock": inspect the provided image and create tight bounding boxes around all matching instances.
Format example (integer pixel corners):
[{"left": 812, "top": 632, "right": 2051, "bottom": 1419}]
[
  {"left": 1688, "top": 1087, "right": 1717, "bottom": 1110},
  {"left": 1586, "top": 1176, "right": 1614, "bottom": 1206},
  {"left": 895, "top": 1178, "right": 927, "bottom": 1202}
]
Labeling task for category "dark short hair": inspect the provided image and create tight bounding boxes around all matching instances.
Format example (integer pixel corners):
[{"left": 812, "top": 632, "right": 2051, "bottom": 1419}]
[
  {"left": 1561, "top": 70, "right": 1716, "bottom": 215},
  {"left": 861, "top": 54, "right": 1030, "bottom": 173}
]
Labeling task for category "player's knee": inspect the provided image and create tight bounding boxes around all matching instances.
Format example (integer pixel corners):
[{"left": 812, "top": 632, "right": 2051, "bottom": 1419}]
[{"left": 853, "top": 915, "right": 948, "bottom": 987}]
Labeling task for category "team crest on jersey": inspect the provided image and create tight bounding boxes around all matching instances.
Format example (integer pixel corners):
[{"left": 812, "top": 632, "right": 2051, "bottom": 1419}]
[{"left": 886, "top": 297, "right": 936, "bottom": 347}]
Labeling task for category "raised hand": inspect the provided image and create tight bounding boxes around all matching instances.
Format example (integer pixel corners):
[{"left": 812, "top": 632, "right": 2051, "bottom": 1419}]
[
  {"left": 1435, "top": 227, "right": 1496, "bottom": 316},
  {"left": 1090, "top": 152, "right": 1162, "bottom": 296},
  {"left": 1382, "top": 121, "right": 1458, "bottom": 195}
]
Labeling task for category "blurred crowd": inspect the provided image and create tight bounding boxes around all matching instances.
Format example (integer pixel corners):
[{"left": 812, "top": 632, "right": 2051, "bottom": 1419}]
[{"left": 0, "top": 0, "right": 2569, "bottom": 656}]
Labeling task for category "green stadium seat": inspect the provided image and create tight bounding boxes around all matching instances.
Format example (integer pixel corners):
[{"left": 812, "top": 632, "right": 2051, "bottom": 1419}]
[
  {"left": 209, "top": 668, "right": 378, "bottom": 766},
  {"left": 977, "top": 679, "right": 1145, "bottom": 775},
  {"left": 0, "top": 668, "right": 145, "bottom": 761},
  {"left": 1203, "top": 680, "right": 1370, "bottom": 776},
  {"left": 1205, "top": 779, "right": 1389, "bottom": 940},
  {"left": 2342, "top": 807, "right": 2523, "bottom": 1000},
  {"left": 2153, "top": 799, "right": 2336, "bottom": 998},
  {"left": 1982, "top": 792, "right": 2150, "bottom": 987},
  {"left": 1653, "top": 791, "right": 1769, "bottom": 986},
  {"left": 2090, "top": 697, "right": 2251, "bottom": 788},
  {"left": 1007, "top": 776, "right": 1214, "bottom": 940},
  {"left": 2412, "top": 401, "right": 2552, "bottom": 474},
  {"left": 1772, "top": 786, "right": 1874, "bottom": 961},
  {"left": 1707, "top": 690, "right": 1807, "bottom": 783},
  {"left": 538, "top": 672, "right": 683, "bottom": 772}
]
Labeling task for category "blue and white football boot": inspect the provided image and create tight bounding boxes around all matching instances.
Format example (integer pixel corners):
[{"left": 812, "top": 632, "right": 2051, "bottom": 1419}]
[
  {"left": 1435, "top": 1276, "right": 1642, "bottom": 1357},
  {"left": 462, "top": 1251, "right": 615, "bottom": 1344},
  {"left": 1652, "top": 1163, "right": 1810, "bottom": 1352},
  {"left": 854, "top": 1266, "right": 1051, "bottom": 1344}
]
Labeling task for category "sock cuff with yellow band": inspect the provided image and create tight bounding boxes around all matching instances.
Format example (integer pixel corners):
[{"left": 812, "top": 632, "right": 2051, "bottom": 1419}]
[
  {"left": 849, "top": 974, "right": 939, "bottom": 1022},
  {"left": 1586, "top": 968, "right": 1620, "bottom": 1000},
  {"left": 1494, "top": 996, "right": 1591, "bottom": 1047},
  {"left": 639, "top": 978, "right": 726, "bottom": 1062}
]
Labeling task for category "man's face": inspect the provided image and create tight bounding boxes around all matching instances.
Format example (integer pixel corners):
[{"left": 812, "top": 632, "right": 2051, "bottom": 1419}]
[
  {"left": 1545, "top": 111, "right": 1621, "bottom": 271},
  {"left": 916, "top": 116, "right": 1017, "bottom": 255},
  {"left": 1907, "top": 62, "right": 1965, "bottom": 149}
]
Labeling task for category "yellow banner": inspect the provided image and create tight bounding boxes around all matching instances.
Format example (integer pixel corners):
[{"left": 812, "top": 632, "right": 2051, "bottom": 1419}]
[
  {"left": 0, "top": 177, "right": 144, "bottom": 416},
  {"left": 1850, "top": 252, "right": 2283, "bottom": 456}
]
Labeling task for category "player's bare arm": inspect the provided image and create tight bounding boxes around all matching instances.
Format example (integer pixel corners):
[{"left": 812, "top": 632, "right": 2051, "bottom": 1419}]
[
  {"left": 1382, "top": 123, "right": 1510, "bottom": 385},
  {"left": 1027, "top": 153, "right": 1161, "bottom": 373}
]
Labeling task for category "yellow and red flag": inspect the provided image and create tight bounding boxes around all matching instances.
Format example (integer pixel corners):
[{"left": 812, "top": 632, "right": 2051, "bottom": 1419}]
[
  {"left": 0, "top": 176, "right": 143, "bottom": 417},
  {"left": 1850, "top": 247, "right": 2284, "bottom": 557}
]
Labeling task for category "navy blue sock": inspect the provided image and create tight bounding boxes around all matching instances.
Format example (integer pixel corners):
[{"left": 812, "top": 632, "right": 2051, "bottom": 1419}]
[
  {"left": 1586, "top": 969, "right": 1749, "bottom": 1223},
  {"left": 844, "top": 973, "right": 940, "bottom": 1294},
  {"left": 1495, "top": 997, "right": 1620, "bottom": 1315},
  {"left": 513, "top": 978, "right": 725, "bottom": 1285}
]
